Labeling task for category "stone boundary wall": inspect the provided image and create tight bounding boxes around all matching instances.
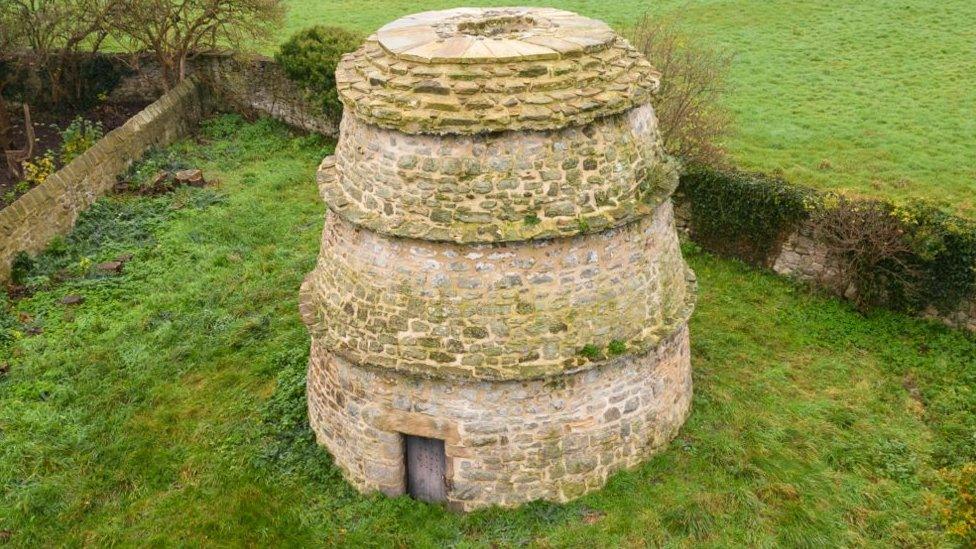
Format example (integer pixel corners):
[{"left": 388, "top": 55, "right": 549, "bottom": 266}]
[
  {"left": 5, "top": 52, "right": 340, "bottom": 137},
  {"left": 108, "top": 53, "right": 339, "bottom": 137},
  {"left": 0, "top": 79, "right": 212, "bottom": 281},
  {"left": 195, "top": 54, "right": 339, "bottom": 138},
  {"left": 672, "top": 192, "right": 976, "bottom": 333}
]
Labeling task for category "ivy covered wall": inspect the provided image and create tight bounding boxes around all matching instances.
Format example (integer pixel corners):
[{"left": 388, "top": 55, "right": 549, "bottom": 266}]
[{"left": 675, "top": 168, "right": 976, "bottom": 332}]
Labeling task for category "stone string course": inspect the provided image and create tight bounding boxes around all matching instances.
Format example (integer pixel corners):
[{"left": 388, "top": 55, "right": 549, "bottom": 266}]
[
  {"left": 307, "top": 325, "right": 692, "bottom": 511},
  {"left": 302, "top": 8, "right": 696, "bottom": 510},
  {"left": 0, "top": 79, "right": 212, "bottom": 281}
]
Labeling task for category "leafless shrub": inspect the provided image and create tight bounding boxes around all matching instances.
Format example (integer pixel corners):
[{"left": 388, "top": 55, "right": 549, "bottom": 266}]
[
  {"left": 812, "top": 197, "right": 922, "bottom": 311},
  {"left": 629, "top": 13, "right": 734, "bottom": 169}
]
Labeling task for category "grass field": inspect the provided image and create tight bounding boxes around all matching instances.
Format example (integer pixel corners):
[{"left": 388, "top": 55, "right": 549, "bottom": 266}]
[
  {"left": 1, "top": 117, "right": 973, "bottom": 545},
  {"left": 277, "top": 0, "right": 976, "bottom": 217}
]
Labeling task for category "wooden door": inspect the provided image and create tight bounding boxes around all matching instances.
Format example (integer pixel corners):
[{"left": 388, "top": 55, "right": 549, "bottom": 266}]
[{"left": 405, "top": 435, "right": 447, "bottom": 503}]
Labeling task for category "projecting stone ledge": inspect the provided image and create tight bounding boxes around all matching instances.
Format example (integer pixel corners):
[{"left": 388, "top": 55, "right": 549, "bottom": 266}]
[
  {"left": 307, "top": 323, "right": 693, "bottom": 511},
  {"left": 318, "top": 102, "right": 680, "bottom": 244},
  {"left": 319, "top": 151, "right": 680, "bottom": 244}
]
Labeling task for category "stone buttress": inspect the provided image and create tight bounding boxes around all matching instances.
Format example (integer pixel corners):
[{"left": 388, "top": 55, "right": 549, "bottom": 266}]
[{"left": 299, "top": 7, "right": 696, "bottom": 511}]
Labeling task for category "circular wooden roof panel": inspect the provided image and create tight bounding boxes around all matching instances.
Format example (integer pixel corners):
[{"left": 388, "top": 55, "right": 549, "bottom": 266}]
[{"left": 376, "top": 7, "right": 615, "bottom": 63}]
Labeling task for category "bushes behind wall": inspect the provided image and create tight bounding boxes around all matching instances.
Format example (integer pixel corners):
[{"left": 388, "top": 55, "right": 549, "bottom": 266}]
[
  {"left": 678, "top": 167, "right": 976, "bottom": 317},
  {"left": 811, "top": 197, "right": 976, "bottom": 313},
  {"left": 3, "top": 54, "right": 131, "bottom": 111},
  {"left": 917, "top": 208, "right": 976, "bottom": 310},
  {"left": 275, "top": 26, "right": 362, "bottom": 122},
  {"left": 898, "top": 203, "right": 976, "bottom": 312}
]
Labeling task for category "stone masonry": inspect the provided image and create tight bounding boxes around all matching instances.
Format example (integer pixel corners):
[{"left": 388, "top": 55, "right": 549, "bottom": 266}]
[{"left": 300, "top": 7, "right": 696, "bottom": 510}]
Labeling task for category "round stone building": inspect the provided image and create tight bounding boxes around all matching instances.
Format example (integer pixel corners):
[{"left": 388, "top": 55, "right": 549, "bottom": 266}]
[{"left": 299, "top": 7, "right": 696, "bottom": 511}]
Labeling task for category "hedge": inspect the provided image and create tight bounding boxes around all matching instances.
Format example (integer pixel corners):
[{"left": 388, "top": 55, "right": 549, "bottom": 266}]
[{"left": 275, "top": 26, "right": 361, "bottom": 122}]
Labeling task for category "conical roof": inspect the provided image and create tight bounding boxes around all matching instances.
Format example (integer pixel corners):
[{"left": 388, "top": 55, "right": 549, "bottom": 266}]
[{"left": 336, "top": 7, "right": 660, "bottom": 134}]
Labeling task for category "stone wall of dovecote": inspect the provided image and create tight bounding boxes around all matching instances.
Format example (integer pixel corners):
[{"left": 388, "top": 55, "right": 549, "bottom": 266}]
[{"left": 301, "top": 7, "right": 696, "bottom": 510}]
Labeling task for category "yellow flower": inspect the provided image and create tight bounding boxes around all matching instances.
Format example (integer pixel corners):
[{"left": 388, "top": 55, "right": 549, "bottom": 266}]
[{"left": 21, "top": 152, "right": 56, "bottom": 187}]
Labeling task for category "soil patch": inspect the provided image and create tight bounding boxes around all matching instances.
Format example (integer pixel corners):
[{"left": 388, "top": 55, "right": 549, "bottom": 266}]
[{"left": 1, "top": 101, "right": 149, "bottom": 206}]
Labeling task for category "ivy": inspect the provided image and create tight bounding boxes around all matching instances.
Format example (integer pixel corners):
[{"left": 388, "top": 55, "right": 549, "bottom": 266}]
[
  {"left": 679, "top": 167, "right": 811, "bottom": 264},
  {"left": 905, "top": 204, "right": 976, "bottom": 312}
]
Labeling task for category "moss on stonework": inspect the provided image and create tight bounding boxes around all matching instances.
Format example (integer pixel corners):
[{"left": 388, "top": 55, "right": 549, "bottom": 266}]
[
  {"left": 549, "top": 322, "right": 568, "bottom": 333},
  {"left": 429, "top": 351, "right": 456, "bottom": 363},
  {"left": 639, "top": 159, "right": 681, "bottom": 205},
  {"left": 462, "top": 326, "right": 489, "bottom": 339},
  {"left": 608, "top": 339, "right": 627, "bottom": 356},
  {"left": 579, "top": 344, "right": 602, "bottom": 360},
  {"left": 561, "top": 481, "right": 588, "bottom": 499},
  {"left": 319, "top": 153, "right": 679, "bottom": 244}
]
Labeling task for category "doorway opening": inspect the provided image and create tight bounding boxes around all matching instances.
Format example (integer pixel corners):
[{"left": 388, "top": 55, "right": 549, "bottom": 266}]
[{"left": 404, "top": 434, "right": 447, "bottom": 503}]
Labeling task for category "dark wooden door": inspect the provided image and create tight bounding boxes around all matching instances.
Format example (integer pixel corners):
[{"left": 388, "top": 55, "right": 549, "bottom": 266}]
[{"left": 405, "top": 435, "right": 447, "bottom": 503}]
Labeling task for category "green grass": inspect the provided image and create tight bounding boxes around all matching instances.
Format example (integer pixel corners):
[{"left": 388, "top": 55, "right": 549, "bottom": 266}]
[
  {"left": 277, "top": 0, "right": 976, "bottom": 217},
  {"left": 1, "top": 116, "right": 974, "bottom": 546}
]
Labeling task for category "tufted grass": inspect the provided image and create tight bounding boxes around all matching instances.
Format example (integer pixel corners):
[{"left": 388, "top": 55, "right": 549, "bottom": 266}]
[
  {"left": 1, "top": 116, "right": 973, "bottom": 546},
  {"left": 278, "top": 0, "right": 976, "bottom": 218}
]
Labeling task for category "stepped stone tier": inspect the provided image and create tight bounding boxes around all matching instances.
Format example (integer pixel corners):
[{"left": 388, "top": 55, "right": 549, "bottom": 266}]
[{"left": 300, "top": 7, "right": 696, "bottom": 511}]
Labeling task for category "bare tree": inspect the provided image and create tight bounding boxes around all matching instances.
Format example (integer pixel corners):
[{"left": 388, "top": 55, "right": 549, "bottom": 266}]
[
  {"left": 629, "top": 13, "right": 734, "bottom": 169},
  {"left": 6, "top": 0, "right": 113, "bottom": 105},
  {"left": 110, "top": 0, "right": 286, "bottom": 88},
  {"left": 0, "top": 2, "right": 23, "bottom": 151}
]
